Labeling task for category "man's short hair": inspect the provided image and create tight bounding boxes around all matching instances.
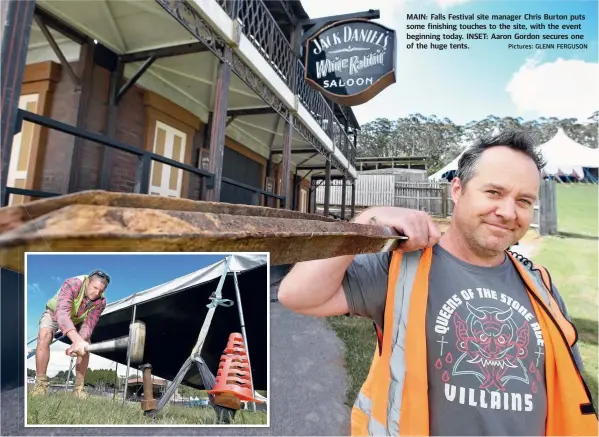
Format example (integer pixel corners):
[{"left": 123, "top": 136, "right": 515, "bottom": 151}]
[
  {"left": 88, "top": 270, "right": 110, "bottom": 287},
  {"left": 456, "top": 129, "right": 546, "bottom": 187}
]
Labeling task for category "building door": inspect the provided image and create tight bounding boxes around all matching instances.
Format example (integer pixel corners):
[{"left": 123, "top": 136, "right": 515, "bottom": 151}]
[
  {"left": 149, "top": 121, "right": 187, "bottom": 198},
  {"left": 7, "top": 94, "right": 39, "bottom": 206}
]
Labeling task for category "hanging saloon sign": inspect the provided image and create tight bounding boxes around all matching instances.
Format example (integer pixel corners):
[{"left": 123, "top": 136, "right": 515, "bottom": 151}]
[{"left": 304, "top": 19, "right": 397, "bottom": 106}]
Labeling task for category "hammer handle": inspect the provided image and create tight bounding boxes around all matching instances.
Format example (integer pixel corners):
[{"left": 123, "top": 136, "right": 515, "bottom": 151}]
[{"left": 65, "top": 335, "right": 129, "bottom": 356}]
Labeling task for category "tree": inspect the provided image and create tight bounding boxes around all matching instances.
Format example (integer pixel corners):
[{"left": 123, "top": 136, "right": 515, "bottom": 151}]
[
  {"left": 355, "top": 112, "right": 598, "bottom": 176},
  {"left": 358, "top": 118, "right": 395, "bottom": 157},
  {"left": 51, "top": 370, "right": 68, "bottom": 383},
  {"left": 358, "top": 114, "right": 463, "bottom": 174},
  {"left": 84, "top": 368, "right": 118, "bottom": 388},
  {"left": 178, "top": 385, "right": 206, "bottom": 398}
]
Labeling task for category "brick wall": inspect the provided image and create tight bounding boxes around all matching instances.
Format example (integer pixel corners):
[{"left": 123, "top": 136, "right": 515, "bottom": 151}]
[
  {"left": 72, "top": 64, "right": 145, "bottom": 193},
  {"left": 33, "top": 56, "right": 258, "bottom": 203},
  {"left": 108, "top": 75, "right": 145, "bottom": 193},
  {"left": 36, "top": 54, "right": 146, "bottom": 194},
  {"left": 39, "top": 61, "right": 82, "bottom": 194}
]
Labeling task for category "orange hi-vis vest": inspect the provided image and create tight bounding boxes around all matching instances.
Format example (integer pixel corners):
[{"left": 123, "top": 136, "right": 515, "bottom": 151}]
[{"left": 351, "top": 248, "right": 598, "bottom": 436}]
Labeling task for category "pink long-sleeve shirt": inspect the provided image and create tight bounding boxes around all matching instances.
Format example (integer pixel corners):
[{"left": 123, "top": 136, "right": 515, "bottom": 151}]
[{"left": 53, "top": 277, "right": 106, "bottom": 341}]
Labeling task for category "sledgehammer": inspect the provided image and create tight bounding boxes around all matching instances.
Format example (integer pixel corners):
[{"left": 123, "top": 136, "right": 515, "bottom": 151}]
[{"left": 66, "top": 321, "right": 146, "bottom": 364}]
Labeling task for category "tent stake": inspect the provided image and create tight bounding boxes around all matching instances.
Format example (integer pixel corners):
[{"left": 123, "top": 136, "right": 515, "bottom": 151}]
[{"left": 232, "top": 270, "right": 256, "bottom": 411}]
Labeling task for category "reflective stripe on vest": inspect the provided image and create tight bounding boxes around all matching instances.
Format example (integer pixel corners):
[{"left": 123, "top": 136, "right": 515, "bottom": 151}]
[
  {"left": 45, "top": 275, "right": 94, "bottom": 325},
  {"left": 508, "top": 254, "right": 577, "bottom": 348},
  {"left": 351, "top": 249, "right": 422, "bottom": 436},
  {"left": 350, "top": 248, "right": 593, "bottom": 436}
]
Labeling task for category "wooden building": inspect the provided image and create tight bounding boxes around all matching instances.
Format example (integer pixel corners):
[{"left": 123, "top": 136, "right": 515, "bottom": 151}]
[
  {"left": 1, "top": 0, "right": 361, "bottom": 217},
  {"left": 355, "top": 156, "right": 427, "bottom": 171}
]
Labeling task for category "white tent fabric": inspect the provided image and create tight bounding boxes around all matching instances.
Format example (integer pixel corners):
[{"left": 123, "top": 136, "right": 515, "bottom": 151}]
[
  {"left": 428, "top": 151, "right": 463, "bottom": 182},
  {"left": 428, "top": 129, "right": 598, "bottom": 181},
  {"left": 103, "top": 254, "right": 267, "bottom": 315},
  {"left": 255, "top": 391, "right": 268, "bottom": 402},
  {"left": 538, "top": 128, "right": 599, "bottom": 179}
]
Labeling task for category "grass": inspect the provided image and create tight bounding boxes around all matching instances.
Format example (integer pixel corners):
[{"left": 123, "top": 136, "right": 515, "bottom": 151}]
[
  {"left": 328, "top": 183, "right": 599, "bottom": 410},
  {"left": 555, "top": 184, "right": 598, "bottom": 238},
  {"left": 533, "top": 183, "right": 598, "bottom": 409},
  {"left": 26, "top": 392, "right": 268, "bottom": 425},
  {"left": 327, "top": 316, "right": 377, "bottom": 407},
  {"left": 534, "top": 236, "right": 598, "bottom": 408}
]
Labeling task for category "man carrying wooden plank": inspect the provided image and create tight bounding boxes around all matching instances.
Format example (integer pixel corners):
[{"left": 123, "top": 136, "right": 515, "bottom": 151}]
[{"left": 279, "top": 130, "right": 595, "bottom": 436}]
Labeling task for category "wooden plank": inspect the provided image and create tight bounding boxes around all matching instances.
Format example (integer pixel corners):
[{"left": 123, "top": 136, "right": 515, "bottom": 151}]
[
  {"left": 0, "top": 189, "right": 340, "bottom": 234},
  {"left": 539, "top": 181, "right": 547, "bottom": 235},
  {"left": 548, "top": 180, "right": 557, "bottom": 234},
  {"left": 0, "top": 203, "right": 407, "bottom": 272},
  {"left": 538, "top": 179, "right": 559, "bottom": 236}
]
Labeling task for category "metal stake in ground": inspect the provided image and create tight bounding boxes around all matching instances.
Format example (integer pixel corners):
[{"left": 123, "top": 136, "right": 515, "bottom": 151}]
[
  {"left": 151, "top": 256, "right": 234, "bottom": 418},
  {"left": 139, "top": 364, "right": 157, "bottom": 414}
]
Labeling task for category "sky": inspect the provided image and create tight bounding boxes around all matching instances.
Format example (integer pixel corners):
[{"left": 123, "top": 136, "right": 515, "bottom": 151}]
[
  {"left": 301, "top": 0, "right": 599, "bottom": 126},
  {"left": 26, "top": 253, "right": 227, "bottom": 377}
]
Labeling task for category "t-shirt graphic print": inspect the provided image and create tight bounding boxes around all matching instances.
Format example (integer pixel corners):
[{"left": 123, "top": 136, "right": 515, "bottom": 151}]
[{"left": 426, "top": 245, "right": 547, "bottom": 436}]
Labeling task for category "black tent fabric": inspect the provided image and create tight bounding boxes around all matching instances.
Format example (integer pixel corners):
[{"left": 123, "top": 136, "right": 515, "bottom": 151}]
[{"left": 60, "top": 258, "right": 268, "bottom": 391}]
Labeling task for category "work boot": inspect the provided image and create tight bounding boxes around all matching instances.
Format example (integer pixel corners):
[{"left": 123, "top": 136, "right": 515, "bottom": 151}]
[
  {"left": 72, "top": 377, "right": 89, "bottom": 399},
  {"left": 72, "top": 385, "right": 89, "bottom": 399},
  {"left": 30, "top": 375, "right": 49, "bottom": 396}
]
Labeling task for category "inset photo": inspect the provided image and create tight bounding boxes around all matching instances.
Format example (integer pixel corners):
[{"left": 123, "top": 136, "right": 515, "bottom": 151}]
[{"left": 25, "top": 252, "right": 269, "bottom": 427}]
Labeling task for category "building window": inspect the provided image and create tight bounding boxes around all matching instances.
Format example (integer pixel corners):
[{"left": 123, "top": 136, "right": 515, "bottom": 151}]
[{"left": 142, "top": 92, "right": 201, "bottom": 200}]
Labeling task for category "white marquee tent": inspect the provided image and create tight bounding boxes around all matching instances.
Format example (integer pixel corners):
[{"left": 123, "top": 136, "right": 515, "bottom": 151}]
[
  {"left": 428, "top": 151, "right": 463, "bottom": 182},
  {"left": 428, "top": 128, "right": 598, "bottom": 182},
  {"left": 538, "top": 128, "right": 599, "bottom": 180}
]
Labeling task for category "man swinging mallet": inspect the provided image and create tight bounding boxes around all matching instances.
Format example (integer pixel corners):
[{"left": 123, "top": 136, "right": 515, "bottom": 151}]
[{"left": 31, "top": 270, "right": 109, "bottom": 398}]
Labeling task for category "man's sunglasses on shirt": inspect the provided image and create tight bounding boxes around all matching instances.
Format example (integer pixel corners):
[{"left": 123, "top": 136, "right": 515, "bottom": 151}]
[{"left": 89, "top": 270, "right": 111, "bottom": 285}]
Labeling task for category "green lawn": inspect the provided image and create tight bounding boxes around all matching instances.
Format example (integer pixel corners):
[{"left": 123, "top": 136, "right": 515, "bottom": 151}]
[
  {"left": 534, "top": 236, "right": 598, "bottom": 408},
  {"left": 328, "top": 183, "right": 599, "bottom": 411},
  {"left": 26, "top": 392, "right": 267, "bottom": 425},
  {"left": 555, "top": 184, "right": 598, "bottom": 238},
  {"left": 533, "top": 183, "right": 598, "bottom": 408},
  {"left": 327, "top": 315, "right": 376, "bottom": 407}
]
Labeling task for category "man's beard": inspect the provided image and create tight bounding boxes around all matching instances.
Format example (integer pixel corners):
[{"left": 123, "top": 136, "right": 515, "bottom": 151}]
[{"left": 460, "top": 221, "right": 512, "bottom": 258}]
